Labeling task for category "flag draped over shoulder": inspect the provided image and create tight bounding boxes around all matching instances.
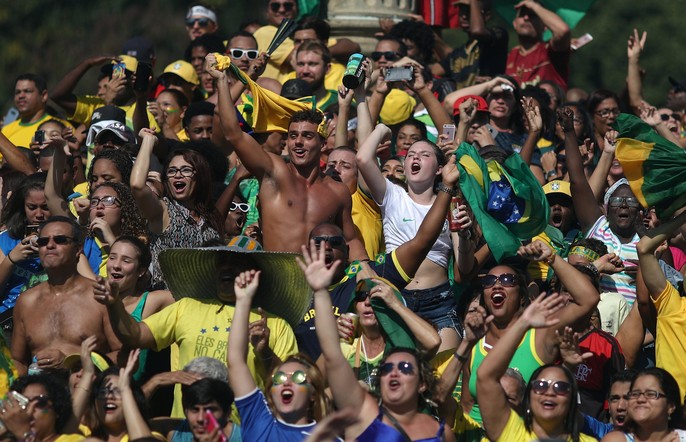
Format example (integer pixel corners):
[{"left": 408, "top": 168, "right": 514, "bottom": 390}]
[
  {"left": 225, "top": 60, "right": 310, "bottom": 133},
  {"left": 456, "top": 142, "right": 550, "bottom": 262},
  {"left": 614, "top": 113, "right": 686, "bottom": 218}
]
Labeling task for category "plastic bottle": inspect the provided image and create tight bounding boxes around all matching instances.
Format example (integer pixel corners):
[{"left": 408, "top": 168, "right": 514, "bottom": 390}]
[{"left": 28, "top": 356, "right": 42, "bottom": 375}]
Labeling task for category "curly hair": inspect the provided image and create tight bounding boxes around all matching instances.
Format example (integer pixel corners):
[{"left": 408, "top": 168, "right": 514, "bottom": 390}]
[
  {"left": 89, "top": 182, "right": 148, "bottom": 241},
  {"left": 163, "top": 149, "right": 222, "bottom": 233},
  {"left": 387, "top": 20, "right": 436, "bottom": 65},
  {"left": 522, "top": 364, "right": 581, "bottom": 442},
  {"left": 264, "top": 353, "right": 331, "bottom": 422},
  {"left": 1, "top": 173, "right": 47, "bottom": 239},
  {"left": 10, "top": 374, "right": 72, "bottom": 433},
  {"left": 371, "top": 347, "right": 438, "bottom": 409},
  {"left": 87, "top": 149, "right": 134, "bottom": 186}
]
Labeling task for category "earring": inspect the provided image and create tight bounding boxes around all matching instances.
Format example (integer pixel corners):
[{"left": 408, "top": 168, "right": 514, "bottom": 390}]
[{"left": 526, "top": 407, "right": 532, "bottom": 418}]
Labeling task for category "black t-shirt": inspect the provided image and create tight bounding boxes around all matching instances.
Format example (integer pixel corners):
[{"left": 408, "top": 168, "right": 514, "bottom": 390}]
[
  {"left": 441, "top": 26, "right": 509, "bottom": 89},
  {"left": 294, "top": 252, "right": 410, "bottom": 360}
]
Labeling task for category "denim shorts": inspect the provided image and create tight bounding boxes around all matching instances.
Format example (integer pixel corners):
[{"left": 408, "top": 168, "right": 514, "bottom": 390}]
[{"left": 401, "top": 281, "right": 461, "bottom": 335}]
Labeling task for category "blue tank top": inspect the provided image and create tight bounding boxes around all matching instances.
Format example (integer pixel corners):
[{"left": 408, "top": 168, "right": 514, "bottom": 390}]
[{"left": 357, "top": 410, "right": 445, "bottom": 442}]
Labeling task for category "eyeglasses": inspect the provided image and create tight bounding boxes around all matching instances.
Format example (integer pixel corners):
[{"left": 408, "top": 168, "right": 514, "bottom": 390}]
[
  {"left": 36, "top": 235, "right": 74, "bottom": 247},
  {"left": 272, "top": 370, "right": 308, "bottom": 385},
  {"left": 480, "top": 273, "right": 518, "bottom": 289},
  {"left": 229, "top": 202, "right": 250, "bottom": 213},
  {"left": 371, "top": 51, "right": 400, "bottom": 62},
  {"left": 660, "top": 113, "right": 680, "bottom": 121},
  {"left": 312, "top": 235, "right": 346, "bottom": 248},
  {"left": 628, "top": 389, "right": 667, "bottom": 400},
  {"left": 608, "top": 394, "right": 629, "bottom": 403},
  {"left": 27, "top": 395, "right": 51, "bottom": 410},
  {"left": 229, "top": 48, "right": 259, "bottom": 60},
  {"left": 531, "top": 379, "right": 572, "bottom": 396},
  {"left": 166, "top": 166, "right": 196, "bottom": 178},
  {"left": 90, "top": 195, "right": 122, "bottom": 208},
  {"left": 269, "top": 1, "right": 295, "bottom": 12},
  {"left": 379, "top": 361, "right": 415, "bottom": 376},
  {"left": 608, "top": 196, "right": 640, "bottom": 208},
  {"left": 97, "top": 386, "right": 122, "bottom": 399},
  {"left": 595, "top": 108, "right": 620, "bottom": 118},
  {"left": 186, "top": 18, "right": 211, "bottom": 27}
]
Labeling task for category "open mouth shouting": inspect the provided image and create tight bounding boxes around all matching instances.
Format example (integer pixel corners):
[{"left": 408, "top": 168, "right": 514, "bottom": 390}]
[{"left": 490, "top": 291, "right": 507, "bottom": 309}]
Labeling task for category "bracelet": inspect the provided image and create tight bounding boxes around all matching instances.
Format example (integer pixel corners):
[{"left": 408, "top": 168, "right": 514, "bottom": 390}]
[
  {"left": 437, "top": 183, "right": 459, "bottom": 197},
  {"left": 454, "top": 351, "right": 469, "bottom": 363},
  {"left": 545, "top": 254, "right": 556, "bottom": 265},
  {"left": 6, "top": 253, "right": 16, "bottom": 265}
]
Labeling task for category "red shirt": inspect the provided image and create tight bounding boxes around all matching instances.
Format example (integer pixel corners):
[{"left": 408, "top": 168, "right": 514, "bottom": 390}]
[{"left": 505, "top": 42, "right": 570, "bottom": 90}]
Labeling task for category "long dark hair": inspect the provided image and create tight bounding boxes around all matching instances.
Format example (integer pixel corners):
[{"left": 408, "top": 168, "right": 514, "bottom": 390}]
[
  {"left": 89, "top": 182, "right": 148, "bottom": 241},
  {"left": 523, "top": 364, "right": 581, "bottom": 442},
  {"left": 625, "top": 367, "right": 684, "bottom": 431},
  {"left": 2, "top": 173, "right": 47, "bottom": 239},
  {"left": 163, "top": 149, "right": 222, "bottom": 233}
]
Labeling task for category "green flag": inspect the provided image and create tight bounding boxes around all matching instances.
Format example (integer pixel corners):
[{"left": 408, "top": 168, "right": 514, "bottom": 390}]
[
  {"left": 614, "top": 114, "right": 686, "bottom": 218},
  {"left": 456, "top": 142, "right": 550, "bottom": 262},
  {"left": 493, "top": 0, "right": 597, "bottom": 41}
]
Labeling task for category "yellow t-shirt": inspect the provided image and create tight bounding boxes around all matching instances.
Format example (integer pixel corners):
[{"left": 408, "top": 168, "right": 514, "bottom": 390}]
[
  {"left": 351, "top": 186, "right": 384, "bottom": 261},
  {"left": 653, "top": 282, "right": 686, "bottom": 401},
  {"left": 71, "top": 95, "right": 158, "bottom": 131},
  {"left": 496, "top": 409, "right": 598, "bottom": 441},
  {"left": 282, "top": 62, "right": 346, "bottom": 92},
  {"left": 254, "top": 25, "right": 294, "bottom": 82},
  {"left": 1, "top": 114, "right": 73, "bottom": 149},
  {"left": 142, "top": 298, "right": 299, "bottom": 417}
]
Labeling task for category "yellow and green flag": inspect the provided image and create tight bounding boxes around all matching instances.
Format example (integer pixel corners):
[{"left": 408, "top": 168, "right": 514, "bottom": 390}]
[
  {"left": 456, "top": 142, "right": 550, "bottom": 262},
  {"left": 614, "top": 114, "right": 686, "bottom": 218}
]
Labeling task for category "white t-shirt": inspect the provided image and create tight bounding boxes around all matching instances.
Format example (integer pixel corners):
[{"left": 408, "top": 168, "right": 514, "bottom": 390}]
[{"left": 378, "top": 178, "right": 452, "bottom": 268}]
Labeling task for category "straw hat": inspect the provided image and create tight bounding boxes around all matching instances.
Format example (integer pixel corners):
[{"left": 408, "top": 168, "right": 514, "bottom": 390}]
[{"left": 159, "top": 247, "right": 312, "bottom": 327}]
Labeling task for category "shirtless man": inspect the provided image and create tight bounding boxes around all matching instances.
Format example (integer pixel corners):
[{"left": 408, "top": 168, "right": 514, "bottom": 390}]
[
  {"left": 207, "top": 54, "right": 367, "bottom": 259},
  {"left": 11, "top": 216, "right": 121, "bottom": 374}
]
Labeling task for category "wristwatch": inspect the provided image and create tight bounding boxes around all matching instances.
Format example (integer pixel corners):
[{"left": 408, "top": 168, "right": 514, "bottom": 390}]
[
  {"left": 545, "top": 170, "right": 557, "bottom": 180},
  {"left": 437, "top": 183, "right": 459, "bottom": 197}
]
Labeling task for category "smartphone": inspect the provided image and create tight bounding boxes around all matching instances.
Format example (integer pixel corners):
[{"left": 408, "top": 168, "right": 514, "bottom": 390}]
[
  {"left": 385, "top": 66, "right": 413, "bottom": 82},
  {"left": 485, "top": 124, "right": 499, "bottom": 139},
  {"left": 112, "top": 62, "right": 127, "bottom": 79},
  {"left": 25, "top": 224, "right": 39, "bottom": 238},
  {"left": 442, "top": 124, "right": 456, "bottom": 143},
  {"left": 571, "top": 33, "right": 594, "bottom": 51},
  {"left": 134, "top": 62, "right": 152, "bottom": 92},
  {"left": 9, "top": 391, "right": 29, "bottom": 408},
  {"left": 34, "top": 130, "right": 45, "bottom": 144},
  {"left": 204, "top": 410, "right": 226, "bottom": 442}
]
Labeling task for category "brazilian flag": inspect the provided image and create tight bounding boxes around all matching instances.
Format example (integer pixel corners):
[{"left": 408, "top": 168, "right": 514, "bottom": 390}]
[
  {"left": 456, "top": 142, "right": 550, "bottom": 262},
  {"left": 614, "top": 114, "right": 686, "bottom": 218}
]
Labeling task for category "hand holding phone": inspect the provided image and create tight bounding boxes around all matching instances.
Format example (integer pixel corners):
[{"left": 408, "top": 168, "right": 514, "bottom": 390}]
[
  {"left": 112, "top": 62, "right": 127, "bottom": 79},
  {"left": 204, "top": 410, "right": 226, "bottom": 442},
  {"left": 442, "top": 124, "right": 456, "bottom": 143}
]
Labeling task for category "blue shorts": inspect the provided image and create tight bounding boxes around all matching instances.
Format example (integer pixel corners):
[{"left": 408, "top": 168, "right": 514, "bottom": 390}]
[{"left": 401, "top": 281, "right": 461, "bottom": 335}]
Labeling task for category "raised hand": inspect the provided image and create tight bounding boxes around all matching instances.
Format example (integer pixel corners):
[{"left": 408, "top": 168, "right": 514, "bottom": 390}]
[
  {"left": 93, "top": 275, "right": 121, "bottom": 306},
  {"left": 296, "top": 240, "right": 341, "bottom": 292},
  {"left": 463, "top": 305, "right": 493, "bottom": 344},
  {"left": 79, "top": 335, "right": 99, "bottom": 375},
  {"left": 205, "top": 53, "right": 226, "bottom": 80},
  {"left": 441, "top": 154, "right": 460, "bottom": 187},
  {"left": 556, "top": 326, "right": 592, "bottom": 368},
  {"left": 603, "top": 129, "right": 619, "bottom": 154},
  {"left": 522, "top": 97, "right": 542, "bottom": 134},
  {"left": 520, "top": 292, "right": 565, "bottom": 329},
  {"left": 118, "top": 348, "right": 141, "bottom": 392},
  {"left": 593, "top": 253, "right": 625, "bottom": 274},
  {"left": 627, "top": 29, "right": 647, "bottom": 61},
  {"left": 369, "top": 279, "right": 401, "bottom": 309},
  {"left": 248, "top": 307, "right": 270, "bottom": 356},
  {"left": 234, "top": 270, "right": 261, "bottom": 303},
  {"left": 557, "top": 107, "right": 575, "bottom": 133},
  {"left": 517, "top": 240, "right": 555, "bottom": 263}
]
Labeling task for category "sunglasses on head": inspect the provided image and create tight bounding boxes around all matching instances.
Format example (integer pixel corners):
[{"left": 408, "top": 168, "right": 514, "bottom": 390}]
[
  {"left": 229, "top": 202, "right": 250, "bottom": 213},
  {"left": 90, "top": 195, "right": 121, "bottom": 208},
  {"left": 480, "top": 273, "right": 518, "bottom": 289},
  {"left": 371, "top": 51, "right": 400, "bottom": 62},
  {"left": 313, "top": 235, "right": 346, "bottom": 248},
  {"left": 272, "top": 370, "right": 308, "bottom": 385},
  {"left": 36, "top": 235, "right": 74, "bottom": 247},
  {"left": 379, "top": 361, "right": 415, "bottom": 376},
  {"left": 531, "top": 379, "right": 572, "bottom": 396},
  {"left": 229, "top": 48, "right": 259, "bottom": 60},
  {"left": 269, "top": 1, "right": 295, "bottom": 12},
  {"left": 186, "top": 18, "right": 210, "bottom": 27}
]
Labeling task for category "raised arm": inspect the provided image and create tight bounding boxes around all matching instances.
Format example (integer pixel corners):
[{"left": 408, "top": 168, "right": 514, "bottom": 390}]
[
  {"left": 215, "top": 164, "right": 252, "bottom": 225},
  {"left": 119, "top": 349, "right": 153, "bottom": 439},
  {"left": 588, "top": 132, "right": 617, "bottom": 202},
  {"left": 395, "top": 156, "right": 458, "bottom": 276},
  {"left": 70, "top": 336, "right": 98, "bottom": 423},
  {"left": 626, "top": 29, "right": 647, "bottom": 112},
  {"left": 636, "top": 209, "right": 686, "bottom": 295},
  {"left": 130, "top": 128, "right": 166, "bottom": 234},
  {"left": 226, "top": 270, "right": 261, "bottom": 396},
  {"left": 520, "top": 97, "right": 542, "bottom": 166},
  {"left": 355, "top": 124, "right": 390, "bottom": 203},
  {"left": 558, "top": 108, "right": 602, "bottom": 232},
  {"left": 443, "top": 76, "right": 514, "bottom": 113},
  {"left": 52, "top": 56, "right": 114, "bottom": 116},
  {"left": 93, "top": 276, "right": 156, "bottom": 349},
  {"left": 45, "top": 141, "right": 72, "bottom": 217},
  {"left": 407, "top": 64, "right": 452, "bottom": 131},
  {"left": 516, "top": 1, "right": 570, "bottom": 50},
  {"left": 298, "top": 242, "right": 372, "bottom": 424},
  {"left": 477, "top": 292, "right": 565, "bottom": 441},
  {"left": 206, "top": 54, "right": 275, "bottom": 180},
  {"left": 0, "top": 132, "right": 34, "bottom": 175}
]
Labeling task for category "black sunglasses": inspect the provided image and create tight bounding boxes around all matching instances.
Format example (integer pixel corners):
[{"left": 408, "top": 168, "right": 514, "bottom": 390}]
[
  {"left": 28, "top": 395, "right": 52, "bottom": 410},
  {"left": 380, "top": 361, "right": 415, "bottom": 376},
  {"left": 36, "top": 235, "right": 74, "bottom": 247},
  {"left": 480, "top": 273, "right": 518, "bottom": 289},
  {"left": 531, "top": 379, "right": 572, "bottom": 396},
  {"left": 313, "top": 235, "right": 346, "bottom": 248},
  {"left": 660, "top": 113, "right": 680, "bottom": 121},
  {"left": 371, "top": 51, "right": 400, "bottom": 62},
  {"left": 269, "top": 2, "right": 295, "bottom": 12},
  {"left": 186, "top": 18, "right": 210, "bottom": 27}
]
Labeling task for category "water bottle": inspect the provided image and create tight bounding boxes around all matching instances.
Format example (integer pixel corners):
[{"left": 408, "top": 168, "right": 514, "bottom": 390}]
[{"left": 28, "top": 356, "right": 42, "bottom": 375}]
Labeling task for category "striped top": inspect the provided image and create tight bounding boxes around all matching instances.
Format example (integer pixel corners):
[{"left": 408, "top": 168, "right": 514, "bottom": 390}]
[{"left": 586, "top": 216, "right": 639, "bottom": 305}]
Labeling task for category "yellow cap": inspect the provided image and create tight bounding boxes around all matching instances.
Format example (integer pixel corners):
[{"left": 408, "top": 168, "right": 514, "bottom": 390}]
[
  {"left": 163, "top": 60, "right": 199, "bottom": 86},
  {"left": 114, "top": 55, "right": 138, "bottom": 73},
  {"left": 543, "top": 180, "right": 571, "bottom": 198},
  {"left": 379, "top": 89, "right": 417, "bottom": 125}
]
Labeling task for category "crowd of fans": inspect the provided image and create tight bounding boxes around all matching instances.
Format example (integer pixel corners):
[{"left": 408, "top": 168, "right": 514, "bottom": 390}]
[{"left": 0, "top": 1, "right": 686, "bottom": 441}]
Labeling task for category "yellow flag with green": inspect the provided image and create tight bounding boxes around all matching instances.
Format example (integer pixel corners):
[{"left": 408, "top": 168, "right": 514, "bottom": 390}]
[{"left": 614, "top": 114, "right": 686, "bottom": 218}]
